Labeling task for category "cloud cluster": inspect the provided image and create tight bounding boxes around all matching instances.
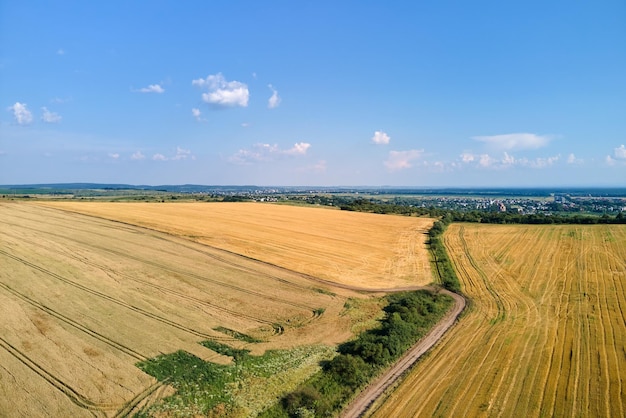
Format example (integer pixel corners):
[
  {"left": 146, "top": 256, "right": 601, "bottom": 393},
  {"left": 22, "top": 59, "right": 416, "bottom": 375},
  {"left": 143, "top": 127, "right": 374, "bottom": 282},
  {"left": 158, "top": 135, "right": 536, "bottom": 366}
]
[
  {"left": 473, "top": 133, "right": 552, "bottom": 150},
  {"left": 372, "top": 130, "right": 390, "bottom": 145},
  {"left": 230, "top": 142, "right": 311, "bottom": 164},
  {"left": 192, "top": 73, "right": 249, "bottom": 108},
  {"left": 152, "top": 147, "right": 194, "bottom": 161},
  {"left": 8, "top": 102, "right": 33, "bottom": 125},
  {"left": 459, "top": 152, "right": 560, "bottom": 169},
  {"left": 606, "top": 144, "right": 626, "bottom": 165},
  {"left": 8, "top": 102, "right": 63, "bottom": 125}
]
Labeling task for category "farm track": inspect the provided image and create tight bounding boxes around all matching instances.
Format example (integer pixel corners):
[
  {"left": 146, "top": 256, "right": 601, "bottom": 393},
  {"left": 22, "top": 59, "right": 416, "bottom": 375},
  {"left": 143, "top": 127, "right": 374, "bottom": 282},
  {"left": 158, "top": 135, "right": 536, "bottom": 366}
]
[
  {"left": 1, "top": 228, "right": 313, "bottom": 332},
  {"left": 0, "top": 249, "right": 220, "bottom": 340},
  {"left": 112, "top": 380, "right": 168, "bottom": 418},
  {"left": 0, "top": 281, "right": 147, "bottom": 361},
  {"left": 0, "top": 336, "right": 118, "bottom": 414},
  {"left": 341, "top": 288, "right": 465, "bottom": 418}
]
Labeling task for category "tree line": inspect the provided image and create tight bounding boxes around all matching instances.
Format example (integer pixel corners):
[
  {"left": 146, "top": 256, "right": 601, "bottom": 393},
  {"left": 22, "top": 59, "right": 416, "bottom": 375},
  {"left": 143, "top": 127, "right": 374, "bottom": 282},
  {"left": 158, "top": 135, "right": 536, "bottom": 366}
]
[{"left": 339, "top": 199, "right": 626, "bottom": 225}]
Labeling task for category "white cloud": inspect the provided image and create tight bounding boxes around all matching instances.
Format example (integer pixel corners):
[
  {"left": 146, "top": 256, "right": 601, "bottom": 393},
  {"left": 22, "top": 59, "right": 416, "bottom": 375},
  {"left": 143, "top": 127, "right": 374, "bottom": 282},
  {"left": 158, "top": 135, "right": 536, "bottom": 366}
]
[
  {"left": 268, "top": 84, "right": 281, "bottom": 109},
  {"left": 191, "top": 108, "right": 205, "bottom": 122},
  {"left": 460, "top": 152, "right": 475, "bottom": 163},
  {"left": 172, "top": 146, "right": 193, "bottom": 160},
  {"left": 230, "top": 142, "right": 311, "bottom": 164},
  {"left": 108, "top": 153, "right": 120, "bottom": 159},
  {"left": 284, "top": 142, "right": 311, "bottom": 156},
  {"left": 41, "top": 107, "right": 62, "bottom": 123},
  {"left": 135, "top": 84, "right": 164, "bottom": 93},
  {"left": 606, "top": 155, "right": 616, "bottom": 166},
  {"left": 461, "top": 152, "right": 560, "bottom": 169},
  {"left": 192, "top": 73, "right": 249, "bottom": 108},
  {"left": 524, "top": 154, "right": 560, "bottom": 168},
  {"left": 131, "top": 151, "right": 145, "bottom": 160},
  {"left": 371, "top": 130, "right": 390, "bottom": 145},
  {"left": 8, "top": 102, "right": 33, "bottom": 125},
  {"left": 384, "top": 149, "right": 424, "bottom": 171},
  {"left": 567, "top": 153, "right": 583, "bottom": 164},
  {"left": 152, "top": 147, "right": 195, "bottom": 162},
  {"left": 473, "top": 133, "right": 552, "bottom": 150},
  {"left": 478, "top": 154, "right": 496, "bottom": 168},
  {"left": 614, "top": 144, "right": 626, "bottom": 160}
]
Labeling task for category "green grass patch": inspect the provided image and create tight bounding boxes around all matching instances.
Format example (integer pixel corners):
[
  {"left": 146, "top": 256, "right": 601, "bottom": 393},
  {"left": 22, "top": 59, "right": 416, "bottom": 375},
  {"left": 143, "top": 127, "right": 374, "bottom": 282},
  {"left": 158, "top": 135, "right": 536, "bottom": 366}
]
[
  {"left": 313, "top": 287, "right": 336, "bottom": 296},
  {"left": 136, "top": 344, "right": 335, "bottom": 417}
]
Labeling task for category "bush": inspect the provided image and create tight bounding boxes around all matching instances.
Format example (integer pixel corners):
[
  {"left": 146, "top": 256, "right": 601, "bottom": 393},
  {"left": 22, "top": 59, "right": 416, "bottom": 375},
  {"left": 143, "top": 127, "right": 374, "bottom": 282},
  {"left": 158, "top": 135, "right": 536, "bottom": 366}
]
[{"left": 261, "top": 290, "right": 453, "bottom": 417}]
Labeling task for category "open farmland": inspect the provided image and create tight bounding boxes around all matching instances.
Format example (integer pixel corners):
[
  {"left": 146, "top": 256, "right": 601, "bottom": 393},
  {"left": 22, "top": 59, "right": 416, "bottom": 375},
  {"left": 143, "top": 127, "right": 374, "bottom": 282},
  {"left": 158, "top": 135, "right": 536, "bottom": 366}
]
[
  {"left": 0, "top": 202, "right": 432, "bottom": 416},
  {"left": 1, "top": 201, "right": 424, "bottom": 417},
  {"left": 38, "top": 201, "right": 435, "bottom": 289},
  {"left": 372, "top": 223, "right": 626, "bottom": 417}
]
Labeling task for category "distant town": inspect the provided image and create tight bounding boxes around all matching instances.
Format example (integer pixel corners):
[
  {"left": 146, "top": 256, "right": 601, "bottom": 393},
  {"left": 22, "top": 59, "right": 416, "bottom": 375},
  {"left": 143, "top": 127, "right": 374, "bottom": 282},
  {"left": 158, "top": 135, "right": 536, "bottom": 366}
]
[{"left": 2, "top": 183, "right": 625, "bottom": 216}]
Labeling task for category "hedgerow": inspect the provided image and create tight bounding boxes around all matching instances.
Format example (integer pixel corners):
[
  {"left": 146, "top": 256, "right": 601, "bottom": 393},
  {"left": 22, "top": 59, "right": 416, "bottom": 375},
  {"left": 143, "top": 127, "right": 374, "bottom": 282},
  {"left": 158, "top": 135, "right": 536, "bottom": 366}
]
[{"left": 259, "top": 290, "right": 453, "bottom": 417}]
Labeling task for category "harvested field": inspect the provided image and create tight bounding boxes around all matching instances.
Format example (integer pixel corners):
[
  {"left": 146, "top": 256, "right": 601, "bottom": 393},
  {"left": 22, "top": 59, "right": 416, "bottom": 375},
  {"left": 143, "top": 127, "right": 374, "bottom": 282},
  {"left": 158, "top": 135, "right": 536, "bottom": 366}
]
[
  {"left": 37, "top": 201, "right": 435, "bottom": 289},
  {"left": 1, "top": 202, "right": 406, "bottom": 417},
  {"left": 372, "top": 223, "right": 626, "bottom": 417}
]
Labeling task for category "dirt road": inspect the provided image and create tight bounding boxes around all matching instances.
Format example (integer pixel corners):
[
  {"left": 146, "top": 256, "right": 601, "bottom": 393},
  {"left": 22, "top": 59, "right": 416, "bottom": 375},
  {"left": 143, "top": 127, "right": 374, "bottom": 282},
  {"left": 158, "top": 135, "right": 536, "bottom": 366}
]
[{"left": 340, "top": 288, "right": 466, "bottom": 418}]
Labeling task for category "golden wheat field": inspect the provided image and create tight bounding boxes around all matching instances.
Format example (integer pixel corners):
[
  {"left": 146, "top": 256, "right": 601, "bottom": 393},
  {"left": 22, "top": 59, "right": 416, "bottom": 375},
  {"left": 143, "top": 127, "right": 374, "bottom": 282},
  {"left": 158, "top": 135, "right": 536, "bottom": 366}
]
[
  {"left": 0, "top": 201, "right": 433, "bottom": 417},
  {"left": 38, "top": 201, "right": 435, "bottom": 289},
  {"left": 373, "top": 223, "right": 626, "bottom": 418}
]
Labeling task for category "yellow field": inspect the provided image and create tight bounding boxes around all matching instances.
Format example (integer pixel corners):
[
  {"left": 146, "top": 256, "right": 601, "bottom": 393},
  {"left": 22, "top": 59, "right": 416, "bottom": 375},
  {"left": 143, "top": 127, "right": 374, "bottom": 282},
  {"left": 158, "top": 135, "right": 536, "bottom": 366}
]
[
  {"left": 0, "top": 201, "right": 433, "bottom": 417},
  {"left": 372, "top": 223, "right": 626, "bottom": 417},
  {"left": 38, "top": 201, "right": 435, "bottom": 289}
]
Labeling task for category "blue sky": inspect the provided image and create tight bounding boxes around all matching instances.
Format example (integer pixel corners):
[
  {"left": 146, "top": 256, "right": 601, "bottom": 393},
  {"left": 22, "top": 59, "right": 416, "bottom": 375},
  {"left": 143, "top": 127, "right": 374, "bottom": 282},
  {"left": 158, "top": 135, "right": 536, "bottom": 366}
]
[{"left": 1, "top": 1, "right": 625, "bottom": 187}]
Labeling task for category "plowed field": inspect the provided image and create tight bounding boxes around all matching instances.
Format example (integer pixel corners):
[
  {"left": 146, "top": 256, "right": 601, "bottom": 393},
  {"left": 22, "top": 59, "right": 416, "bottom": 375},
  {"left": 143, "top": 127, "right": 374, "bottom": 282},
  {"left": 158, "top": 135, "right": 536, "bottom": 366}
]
[{"left": 372, "top": 223, "right": 626, "bottom": 417}]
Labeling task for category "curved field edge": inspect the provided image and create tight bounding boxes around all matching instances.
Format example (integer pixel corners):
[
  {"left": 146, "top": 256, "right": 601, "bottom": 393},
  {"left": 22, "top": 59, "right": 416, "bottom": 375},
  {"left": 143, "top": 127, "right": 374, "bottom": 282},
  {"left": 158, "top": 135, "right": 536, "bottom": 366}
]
[{"left": 371, "top": 223, "right": 626, "bottom": 418}]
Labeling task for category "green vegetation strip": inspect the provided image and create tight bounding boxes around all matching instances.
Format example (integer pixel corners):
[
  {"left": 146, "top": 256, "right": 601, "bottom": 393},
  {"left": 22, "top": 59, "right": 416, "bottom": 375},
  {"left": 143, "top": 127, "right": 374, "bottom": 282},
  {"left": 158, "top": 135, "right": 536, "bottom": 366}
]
[
  {"left": 428, "top": 216, "right": 461, "bottom": 293},
  {"left": 259, "top": 290, "right": 453, "bottom": 417}
]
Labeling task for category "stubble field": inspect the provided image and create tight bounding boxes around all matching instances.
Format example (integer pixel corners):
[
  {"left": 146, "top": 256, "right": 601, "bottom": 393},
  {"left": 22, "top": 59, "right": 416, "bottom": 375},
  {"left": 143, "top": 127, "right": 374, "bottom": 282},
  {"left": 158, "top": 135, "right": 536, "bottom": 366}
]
[
  {"left": 0, "top": 201, "right": 434, "bottom": 417},
  {"left": 38, "top": 201, "right": 435, "bottom": 289},
  {"left": 373, "top": 223, "right": 626, "bottom": 417}
]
